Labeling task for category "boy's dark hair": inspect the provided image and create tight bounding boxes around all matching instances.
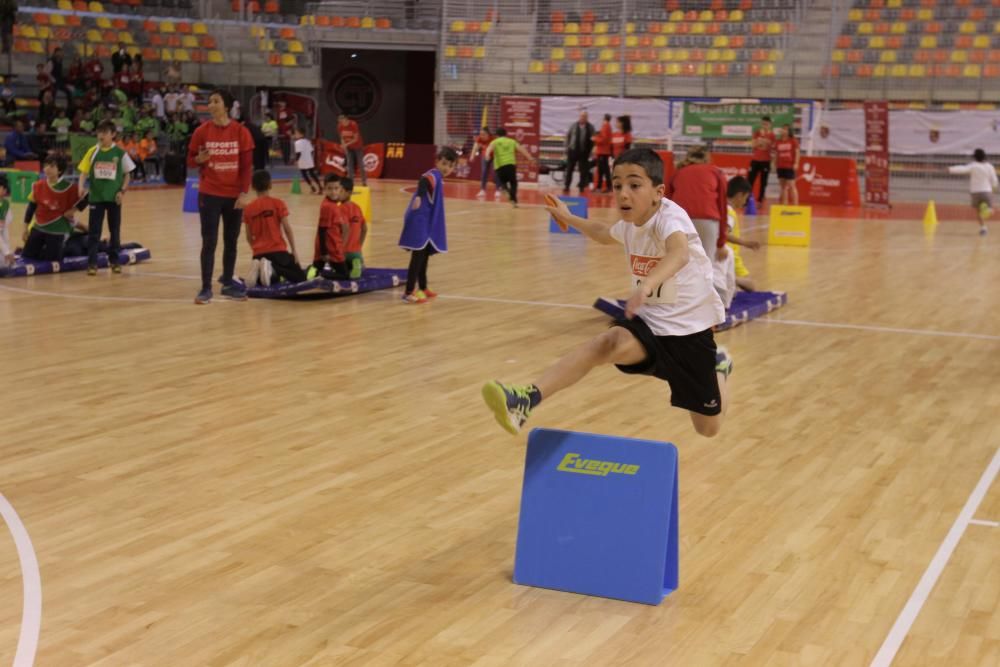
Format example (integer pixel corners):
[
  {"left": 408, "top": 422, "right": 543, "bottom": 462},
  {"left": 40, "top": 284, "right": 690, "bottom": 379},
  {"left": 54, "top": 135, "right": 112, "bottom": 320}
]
[
  {"left": 324, "top": 172, "right": 340, "bottom": 185},
  {"left": 44, "top": 155, "right": 68, "bottom": 175},
  {"left": 495, "top": 127, "right": 507, "bottom": 137},
  {"left": 613, "top": 148, "right": 664, "bottom": 186},
  {"left": 210, "top": 89, "right": 234, "bottom": 112},
  {"left": 974, "top": 148, "right": 987, "bottom": 162},
  {"left": 727, "top": 175, "right": 752, "bottom": 199},
  {"left": 96, "top": 120, "right": 116, "bottom": 134},
  {"left": 761, "top": 115, "right": 772, "bottom": 122},
  {"left": 617, "top": 115, "right": 632, "bottom": 133},
  {"left": 0, "top": 173, "right": 9, "bottom": 194},
  {"left": 437, "top": 146, "right": 458, "bottom": 163},
  {"left": 604, "top": 113, "right": 611, "bottom": 121},
  {"left": 251, "top": 169, "right": 271, "bottom": 193},
  {"left": 340, "top": 177, "right": 354, "bottom": 192}
]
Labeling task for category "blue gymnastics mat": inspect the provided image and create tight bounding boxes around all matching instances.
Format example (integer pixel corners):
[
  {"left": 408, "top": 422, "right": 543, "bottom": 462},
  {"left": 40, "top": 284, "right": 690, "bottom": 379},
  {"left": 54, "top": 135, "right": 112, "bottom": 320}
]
[
  {"left": 0, "top": 245, "right": 152, "bottom": 278},
  {"left": 246, "top": 267, "right": 408, "bottom": 299},
  {"left": 593, "top": 290, "right": 788, "bottom": 332}
]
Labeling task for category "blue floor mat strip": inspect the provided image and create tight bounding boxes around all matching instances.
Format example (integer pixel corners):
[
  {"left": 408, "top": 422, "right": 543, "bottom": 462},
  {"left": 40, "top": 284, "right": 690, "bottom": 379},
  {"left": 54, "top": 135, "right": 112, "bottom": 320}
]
[
  {"left": 246, "top": 268, "right": 408, "bottom": 299},
  {"left": 0, "top": 246, "right": 152, "bottom": 278},
  {"left": 593, "top": 290, "right": 788, "bottom": 331}
]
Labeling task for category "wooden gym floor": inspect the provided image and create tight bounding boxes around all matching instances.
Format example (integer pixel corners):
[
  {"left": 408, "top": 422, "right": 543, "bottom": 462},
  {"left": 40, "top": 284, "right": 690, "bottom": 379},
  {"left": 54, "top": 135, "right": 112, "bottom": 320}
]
[{"left": 0, "top": 180, "right": 997, "bottom": 666}]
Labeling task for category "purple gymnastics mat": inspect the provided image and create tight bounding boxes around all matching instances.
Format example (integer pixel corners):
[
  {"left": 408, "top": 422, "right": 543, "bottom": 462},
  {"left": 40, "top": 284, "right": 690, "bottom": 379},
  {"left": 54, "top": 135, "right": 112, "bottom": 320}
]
[
  {"left": 246, "top": 267, "right": 408, "bottom": 299},
  {"left": 593, "top": 290, "right": 788, "bottom": 332},
  {"left": 0, "top": 245, "right": 151, "bottom": 278}
]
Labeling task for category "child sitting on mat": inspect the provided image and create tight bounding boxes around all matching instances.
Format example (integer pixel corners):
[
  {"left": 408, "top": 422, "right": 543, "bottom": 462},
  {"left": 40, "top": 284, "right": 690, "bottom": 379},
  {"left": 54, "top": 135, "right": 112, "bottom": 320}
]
[
  {"left": 398, "top": 147, "right": 457, "bottom": 303},
  {"left": 724, "top": 176, "right": 761, "bottom": 293},
  {"left": 313, "top": 172, "right": 349, "bottom": 278},
  {"left": 243, "top": 169, "right": 313, "bottom": 285},
  {"left": 482, "top": 149, "right": 733, "bottom": 439},
  {"left": 333, "top": 177, "right": 368, "bottom": 279},
  {"left": 22, "top": 155, "right": 87, "bottom": 262}
]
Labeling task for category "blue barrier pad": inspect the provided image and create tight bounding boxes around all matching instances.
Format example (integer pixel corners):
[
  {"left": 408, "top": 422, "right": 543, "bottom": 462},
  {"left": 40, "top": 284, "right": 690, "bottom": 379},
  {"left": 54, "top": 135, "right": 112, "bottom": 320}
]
[
  {"left": 514, "top": 428, "right": 679, "bottom": 605},
  {"left": 549, "top": 195, "right": 585, "bottom": 234},
  {"left": 246, "top": 267, "right": 407, "bottom": 299},
  {"left": 593, "top": 290, "right": 788, "bottom": 332},
  {"left": 0, "top": 245, "right": 152, "bottom": 278}
]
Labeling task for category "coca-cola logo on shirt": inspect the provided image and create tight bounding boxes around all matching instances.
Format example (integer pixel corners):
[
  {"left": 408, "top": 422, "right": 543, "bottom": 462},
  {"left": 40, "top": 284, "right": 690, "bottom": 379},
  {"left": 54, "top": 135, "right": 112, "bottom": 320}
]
[{"left": 630, "top": 254, "right": 660, "bottom": 276}]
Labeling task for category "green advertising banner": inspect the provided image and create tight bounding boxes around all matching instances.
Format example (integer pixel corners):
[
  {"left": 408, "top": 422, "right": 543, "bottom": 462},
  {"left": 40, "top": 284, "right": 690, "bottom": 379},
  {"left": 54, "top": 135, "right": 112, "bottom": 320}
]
[{"left": 682, "top": 102, "right": 796, "bottom": 139}]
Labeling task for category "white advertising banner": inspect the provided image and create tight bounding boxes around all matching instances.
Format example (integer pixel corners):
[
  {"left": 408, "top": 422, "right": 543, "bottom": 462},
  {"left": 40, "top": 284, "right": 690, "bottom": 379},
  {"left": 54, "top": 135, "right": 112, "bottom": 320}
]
[
  {"left": 815, "top": 109, "right": 1000, "bottom": 156},
  {"left": 540, "top": 96, "right": 671, "bottom": 140}
]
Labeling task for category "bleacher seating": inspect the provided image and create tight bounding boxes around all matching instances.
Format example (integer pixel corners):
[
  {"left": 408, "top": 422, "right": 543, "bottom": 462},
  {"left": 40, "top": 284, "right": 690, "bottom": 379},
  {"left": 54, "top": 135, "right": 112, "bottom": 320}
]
[{"left": 829, "top": 0, "right": 1000, "bottom": 80}]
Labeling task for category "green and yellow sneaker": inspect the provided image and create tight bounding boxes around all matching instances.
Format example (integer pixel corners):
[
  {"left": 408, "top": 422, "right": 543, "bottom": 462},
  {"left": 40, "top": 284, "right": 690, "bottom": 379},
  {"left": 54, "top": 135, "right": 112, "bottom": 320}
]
[
  {"left": 715, "top": 346, "right": 734, "bottom": 378},
  {"left": 482, "top": 381, "right": 537, "bottom": 435}
]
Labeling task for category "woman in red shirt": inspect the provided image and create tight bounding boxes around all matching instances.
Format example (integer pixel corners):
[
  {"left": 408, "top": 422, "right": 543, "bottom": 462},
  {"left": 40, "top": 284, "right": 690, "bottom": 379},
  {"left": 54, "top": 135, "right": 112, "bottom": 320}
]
[
  {"left": 188, "top": 89, "right": 255, "bottom": 304},
  {"left": 666, "top": 146, "right": 728, "bottom": 261},
  {"left": 338, "top": 112, "right": 367, "bottom": 186},
  {"left": 593, "top": 114, "right": 612, "bottom": 192},
  {"left": 774, "top": 124, "right": 800, "bottom": 206},
  {"left": 610, "top": 115, "right": 632, "bottom": 159}
]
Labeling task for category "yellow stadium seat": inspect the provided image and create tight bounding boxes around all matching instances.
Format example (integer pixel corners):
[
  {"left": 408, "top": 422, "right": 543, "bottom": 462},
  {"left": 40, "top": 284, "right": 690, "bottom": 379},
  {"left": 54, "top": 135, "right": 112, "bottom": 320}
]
[
  {"left": 174, "top": 48, "right": 190, "bottom": 62},
  {"left": 730, "top": 10, "right": 743, "bottom": 22},
  {"left": 86, "top": 29, "right": 101, "bottom": 42},
  {"left": 960, "top": 21, "right": 976, "bottom": 34},
  {"left": 869, "top": 36, "right": 885, "bottom": 48},
  {"left": 160, "top": 22, "right": 175, "bottom": 34},
  {"left": 249, "top": 25, "right": 265, "bottom": 37},
  {"left": 769, "top": 50, "right": 783, "bottom": 61},
  {"left": 193, "top": 23, "right": 208, "bottom": 35},
  {"left": 181, "top": 35, "right": 197, "bottom": 48},
  {"left": 891, "top": 22, "right": 906, "bottom": 35},
  {"left": 713, "top": 36, "right": 729, "bottom": 48},
  {"left": 208, "top": 50, "right": 224, "bottom": 63},
  {"left": 995, "top": 21, "right": 1000, "bottom": 34},
  {"left": 873, "top": 64, "right": 886, "bottom": 77},
  {"left": 964, "top": 64, "right": 981, "bottom": 77},
  {"left": 669, "top": 10, "right": 683, "bottom": 21},
  {"left": 659, "top": 49, "right": 673, "bottom": 61},
  {"left": 951, "top": 50, "right": 968, "bottom": 63},
  {"left": 29, "top": 40, "right": 43, "bottom": 54},
  {"left": 848, "top": 9, "right": 863, "bottom": 21},
  {"left": 675, "top": 48, "right": 690, "bottom": 61},
  {"left": 529, "top": 60, "right": 544, "bottom": 73},
  {"left": 706, "top": 49, "right": 721, "bottom": 61},
  {"left": 96, "top": 17, "right": 111, "bottom": 29},
  {"left": 722, "top": 49, "right": 736, "bottom": 62},
  {"left": 119, "top": 31, "right": 134, "bottom": 44},
  {"left": 974, "top": 35, "right": 989, "bottom": 48},
  {"left": 880, "top": 50, "right": 897, "bottom": 63},
  {"left": 565, "top": 22, "right": 579, "bottom": 34},
  {"left": 699, "top": 10, "right": 712, "bottom": 21},
  {"left": 161, "top": 48, "right": 173, "bottom": 60},
  {"left": 259, "top": 39, "right": 274, "bottom": 51},
  {"left": 695, "top": 63, "right": 708, "bottom": 76},
  {"left": 361, "top": 17, "right": 374, "bottom": 29},
  {"left": 551, "top": 47, "right": 565, "bottom": 60},
  {"left": 888, "top": 0, "right": 902, "bottom": 7},
  {"left": 920, "top": 35, "right": 937, "bottom": 48},
  {"left": 832, "top": 49, "right": 845, "bottom": 62},
  {"left": 474, "top": 46, "right": 485, "bottom": 58},
  {"left": 594, "top": 35, "right": 609, "bottom": 47},
  {"left": 444, "top": 45, "right": 456, "bottom": 57},
  {"left": 599, "top": 48, "right": 615, "bottom": 61},
  {"left": 37, "top": 26, "right": 52, "bottom": 39},
  {"left": 20, "top": 25, "right": 36, "bottom": 38},
  {"left": 450, "top": 20, "right": 465, "bottom": 32},
  {"left": 299, "top": 15, "right": 312, "bottom": 26},
  {"left": 858, "top": 22, "right": 873, "bottom": 35},
  {"left": 281, "top": 53, "right": 296, "bottom": 66},
  {"left": 50, "top": 14, "right": 65, "bottom": 27},
  {"left": 665, "top": 63, "right": 681, "bottom": 75},
  {"left": 942, "top": 102, "right": 961, "bottom": 110},
  {"left": 907, "top": 64, "right": 926, "bottom": 77},
  {"left": 58, "top": 0, "right": 73, "bottom": 9},
  {"left": 564, "top": 35, "right": 579, "bottom": 47},
  {"left": 917, "top": 9, "right": 932, "bottom": 21},
  {"left": 625, "top": 35, "right": 638, "bottom": 47},
  {"left": 595, "top": 22, "right": 608, "bottom": 34},
  {"left": 480, "top": 21, "right": 492, "bottom": 32},
  {"left": 625, "top": 22, "right": 635, "bottom": 34},
  {"left": 661, "top": 23, "right": 676, "bottom": 34},
  {"left": 289, "top": 39, "right": 303, "bottom": 53},
  {"left": 573, "top": 61, "right": 586, "bottom": 74},
  {"left": 650, "top": 35, "right": 665, "bottom": 48},
  {"left": 635, "top": 62, "right": 650, "bottom": 75},
  {"left": 605, "top": 62, "right": 620, "bottom": 74},
  {"left": 767, "top": 22, "right": 782, "bottom": 34},
  {"left": 692, "top": 22, "right": 706, "bottom": 34},
  {"left": 89, "top": 1, "right": 103, "bottom": 11}
]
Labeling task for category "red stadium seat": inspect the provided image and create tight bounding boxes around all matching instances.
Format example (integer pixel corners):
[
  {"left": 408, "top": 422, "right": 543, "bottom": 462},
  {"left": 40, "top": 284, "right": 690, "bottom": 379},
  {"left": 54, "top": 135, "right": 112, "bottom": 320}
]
[
  {"left": 331, "top": 16, "right": 345, "bottom": 27},
  {"left": 346, "top": 16, "right": 361, "bottom": 28}
]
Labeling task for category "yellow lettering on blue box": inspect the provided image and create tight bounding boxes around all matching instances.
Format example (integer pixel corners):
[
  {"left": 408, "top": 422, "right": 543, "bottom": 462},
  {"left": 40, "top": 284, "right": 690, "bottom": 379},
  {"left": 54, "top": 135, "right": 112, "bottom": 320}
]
[{"left": 768, "top": 205, "right": 811, "bottom": 247}]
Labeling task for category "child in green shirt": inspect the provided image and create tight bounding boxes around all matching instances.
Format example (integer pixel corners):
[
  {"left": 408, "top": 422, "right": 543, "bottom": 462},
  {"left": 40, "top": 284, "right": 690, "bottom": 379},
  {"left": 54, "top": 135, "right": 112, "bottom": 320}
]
[{"left": 77, "top": 120, "right": 136, "bottom": 274}]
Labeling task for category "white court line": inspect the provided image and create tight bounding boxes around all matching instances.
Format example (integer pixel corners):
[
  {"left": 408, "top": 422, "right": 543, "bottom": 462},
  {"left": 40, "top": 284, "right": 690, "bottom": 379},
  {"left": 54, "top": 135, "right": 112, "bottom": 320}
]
[
  {"left": 0, "top": 283, "right": 191, "bottom": 303},
  {"left": 870, "top": 446, "right": 1000, "bottom": 667},
  {"left": 762, "top": 317, "right": 1000, "bottom": 342},
  {"left": 968, "top": 518, "right": 1000, "bottom": 527},
  {"left": 0, "top": 493, "right": 42, "bottom": 667},
  {"left": 439, "top": 293, "right": 592, "bottom": 310}
]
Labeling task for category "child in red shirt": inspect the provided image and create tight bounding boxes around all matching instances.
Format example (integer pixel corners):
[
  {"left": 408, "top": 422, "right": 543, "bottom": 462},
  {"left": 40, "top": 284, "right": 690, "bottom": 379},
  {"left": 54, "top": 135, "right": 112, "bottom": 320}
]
[
  {"left": 313, "top": 173, "right": 348, "bottom": 278},
  {"left": 243, "top": 169, "right": 311, "bottom": 285},
  {"left": 747, "top": 115, "right": 775, "bottom": 204},
  {"left": 22, "top": 155, "right": 85, "bottom": 261},
  {"left": 333, "top": 177, "right": 368, "bottom": 278},
  {"left": 611, "top": 115, "right": 632, "bottom": 158},
  {"left": 774, "top": 124, "right": 800, "bottom": 205},
  {"left": 593, "top": 114, "right": 613, "bottom": 192},
  {"left": 338, "top": 112, "right": 367, "bottom": 186}
]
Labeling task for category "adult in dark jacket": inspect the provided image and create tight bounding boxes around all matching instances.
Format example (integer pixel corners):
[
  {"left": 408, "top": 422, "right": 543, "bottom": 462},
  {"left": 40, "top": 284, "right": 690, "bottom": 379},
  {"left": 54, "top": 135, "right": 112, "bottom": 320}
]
[
  {"left": 111, "top": 43, "right": 132, "bottom": 75},
  {"left": 563, "top": 110, "right": 594, "bottom": 195}
]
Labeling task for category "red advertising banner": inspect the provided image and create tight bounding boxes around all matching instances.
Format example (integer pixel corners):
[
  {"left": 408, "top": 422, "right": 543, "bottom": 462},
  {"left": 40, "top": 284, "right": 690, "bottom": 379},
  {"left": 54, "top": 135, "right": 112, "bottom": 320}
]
[
  {"left": 710, "top": 153, "right": 860, "bottom": 207},
  {"left": 864, "top": 101, "right": 890, "bottom": 208},
  {"left": 317, "top": 140, "right": 386, "bottom": 179},
  {"left": 500, "top": 96, "right": 541, "bottom": 183}
]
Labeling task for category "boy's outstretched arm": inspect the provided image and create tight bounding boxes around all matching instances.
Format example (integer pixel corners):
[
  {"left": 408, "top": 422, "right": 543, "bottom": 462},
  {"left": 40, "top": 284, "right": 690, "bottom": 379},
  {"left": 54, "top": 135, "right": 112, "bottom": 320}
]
[
  {"left": 624, "top": 230, "right": 689, "bottom": 318},
  {"left": 544, "top": 194, "right": 614, "bottom": 244}
]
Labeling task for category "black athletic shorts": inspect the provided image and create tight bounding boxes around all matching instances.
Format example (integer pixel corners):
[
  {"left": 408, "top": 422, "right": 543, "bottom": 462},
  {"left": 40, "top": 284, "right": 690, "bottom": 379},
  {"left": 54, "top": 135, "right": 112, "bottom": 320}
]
[
  {"left": 776, "top": 167, "right": 796, "bottom": 180},
  {"left": 611, "top": 316, "right": 722, "bottom": 416}
]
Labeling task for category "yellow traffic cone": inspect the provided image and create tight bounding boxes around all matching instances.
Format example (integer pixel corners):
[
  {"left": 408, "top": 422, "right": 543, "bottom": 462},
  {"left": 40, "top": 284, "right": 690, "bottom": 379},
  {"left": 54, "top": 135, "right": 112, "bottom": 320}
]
[{"left": 922, "top": 200, "right": 938, "bottom": 229}]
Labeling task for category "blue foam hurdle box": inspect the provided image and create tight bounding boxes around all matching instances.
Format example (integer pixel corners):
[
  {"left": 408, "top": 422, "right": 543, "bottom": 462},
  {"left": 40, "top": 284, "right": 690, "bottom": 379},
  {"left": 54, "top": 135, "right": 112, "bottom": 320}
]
[
  {"left": 183, "top": 177, "right": 199, "bottom": 213},
  {"left": 513, "top": 428, "right": 679, "bottom": 605},
  {"left": 549, "top": 196, "right": 585, "bottom": 234}
]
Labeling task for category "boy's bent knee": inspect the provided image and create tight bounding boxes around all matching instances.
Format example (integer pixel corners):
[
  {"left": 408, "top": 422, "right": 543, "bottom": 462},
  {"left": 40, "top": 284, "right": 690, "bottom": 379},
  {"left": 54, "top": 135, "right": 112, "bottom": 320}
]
[{"left": 691, "top": 415, "right": 722, "bottom": 438}]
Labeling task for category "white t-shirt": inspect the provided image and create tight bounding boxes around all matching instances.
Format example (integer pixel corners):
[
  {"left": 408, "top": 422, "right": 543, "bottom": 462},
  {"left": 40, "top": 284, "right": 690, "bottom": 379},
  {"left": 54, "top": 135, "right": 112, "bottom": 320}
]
[
  {"left": 294, "top": 138, "right": 314, "bottom": 170},
  {"left": 164, "top": 92, "right": 179, "bottom": 113},
  {"left": 948, "top": 161, "right": 999, "bottom": 193},
  {"left": 608, "top": 198, "right": 725, "bottom": 336},
  {"left": 182, "top": 91, "right": 195, "bottom": 112},
  {"left": 152, "top": 92, "right": 165, "bottom": 118}
]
